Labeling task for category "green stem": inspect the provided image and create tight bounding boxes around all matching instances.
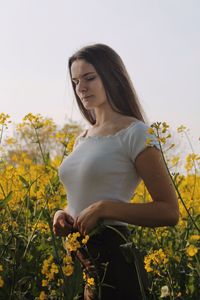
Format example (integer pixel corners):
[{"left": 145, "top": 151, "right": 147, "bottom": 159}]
[
  {"left": 34, "top": 126, "right": 47, "bottom": 166},
  {"left": 195, "top": 253, "right": 200, "bottom": 277},
  {"left": 45, "top": 208, "right": 69, "bottom": 297},
  {"left": 0, "top": 182, "right": 13, "bottom": 223},
  {"left": 22, "top": 205, "right": 45, "bottom": 258}
]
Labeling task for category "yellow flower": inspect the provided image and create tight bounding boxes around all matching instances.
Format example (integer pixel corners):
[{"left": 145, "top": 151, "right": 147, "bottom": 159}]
[
  {"left": 0, "top": 276, "right": 4, "bottom": 287},
  {"left": 162, "top": 122, "right": 169, "bottom": 129},
  {"left": 83, "top": 271, "right": 86, "bottom": 281},
  {"left": 82, "top": 235, "right": 90, "bottom": 245},
  {"left": 63, "top": 255, "right": 73, "bottom": 264},
  {"left": 144, "top": 249, "right": 168, "bottom": 276},
  {"left": 0, "top": 113, "right": 11, "bottom": 126},
  {"left": 145, "top": 138, "right": 152, "bottom": 145},
  {"left": 190, "top": 235, "right": 200, "bottom": 242},
  {"left": 32, "top": 221, "right": 49, "bottom": 234},
  {"left": 185, "top": 154, "right": 200, "bottom": 173},
  {"left": 62, "top": 264, "right": 74, "bottom": 276},
  {"left": 83, "top": 272, "right": 95, "bottom": 287},
  {"left": 5, "top": 137, "right": 16, "bottom": 145},
  {"left": 177, "top": 125, "right": 187, "bottom": 133},
  {"left": 171, "top": 156, "right": 180, "bottom": 167},
  {"left": 41, "top": 255, "right": 59, "bottom": 281},
  {"left": 158, "top": 137, "right": 166, "bottom": 144},
  {"left": 0, "top": 265, "right": 3, "bottom": 272},
  {"left": 23, "top": 113, "right": 44, "bottom": 129},
  {"left": 87, "top": 277, "right": 95, "bottom": 287},
  {"left": 39, "top": 291, "right": 47, "bottom": 300},
  {"left": 51, "top": 263, "right": 59, "bottom": 273},
  {"left": 67, "top": 135, "right": 76, "bottom": 154},
  {"left": 41, "top": 256, "right": 53, "bottom": 275},
  {"left": 144, "top": 262, "right": 153, "bottom": 273},
  {"left": 64, "top": 232, "right": 81, "bottom": 252},
  {"left": 41, "top": 279, "right": 48, "bottom": 287},
  {"left": 186, "top": 245, "right": 198, "bottom": 257},
  {"left": 147, "top": 127, "right": 154, "bottom": 134}
]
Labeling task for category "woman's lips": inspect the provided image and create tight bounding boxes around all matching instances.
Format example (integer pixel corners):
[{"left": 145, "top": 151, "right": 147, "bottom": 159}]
[{"left": 83, "top": 95, "right": 92, "bottom": 100}]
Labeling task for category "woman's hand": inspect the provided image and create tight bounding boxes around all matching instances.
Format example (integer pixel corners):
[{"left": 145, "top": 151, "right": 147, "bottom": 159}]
[
  {"left": 73, "top": 201, "right": 103, "bottom": 235},
  {"left": 53, "top": 210, "right": 74, "bottom": 236}
]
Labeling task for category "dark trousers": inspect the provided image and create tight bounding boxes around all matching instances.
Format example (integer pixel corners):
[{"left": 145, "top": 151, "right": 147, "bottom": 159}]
[{"left": 79, "top": 226, "right": 148, "bottom": 300}]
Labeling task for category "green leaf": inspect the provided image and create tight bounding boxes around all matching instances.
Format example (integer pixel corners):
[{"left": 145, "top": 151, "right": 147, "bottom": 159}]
[
  {"left": 19, "top": 175, "right": 29, "bottom": 188},
  {"left": 0, "top": 191, "right": 13, "bottom": 208},
  {"left": 64, "top": 256, "right": 83, "bottom": 299}
]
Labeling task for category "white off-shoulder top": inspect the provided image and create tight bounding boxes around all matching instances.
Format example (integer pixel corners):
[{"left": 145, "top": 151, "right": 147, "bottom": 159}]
[{"left": 58, "top": 121, "right": 161, "bottom": 226}]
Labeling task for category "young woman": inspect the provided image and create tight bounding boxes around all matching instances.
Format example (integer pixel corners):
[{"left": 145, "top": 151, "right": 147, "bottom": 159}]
[{"left": 53, "top": 44, "right": 179, "bottom": 300}]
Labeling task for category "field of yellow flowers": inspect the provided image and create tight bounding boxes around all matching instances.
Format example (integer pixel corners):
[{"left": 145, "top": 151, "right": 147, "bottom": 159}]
[{"left": 0, "top": 113, "right": 199, "bottom": 300}]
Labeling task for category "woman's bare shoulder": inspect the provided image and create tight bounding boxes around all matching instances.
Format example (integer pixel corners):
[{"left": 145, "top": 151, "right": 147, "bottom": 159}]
[
  {"left": 77, "top": 129, "right": 88, "bottom": 138},
  {"left": 73, "top": 129, "right": 88, "bottom": 149},
  {"left": 116, "top": 116, "right": 140, "bottom": 129}
]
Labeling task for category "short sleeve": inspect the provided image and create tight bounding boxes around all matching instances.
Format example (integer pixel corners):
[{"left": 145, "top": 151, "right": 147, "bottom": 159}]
[{"left": 124, "top": 122, "right": 161, "bottom": 163}]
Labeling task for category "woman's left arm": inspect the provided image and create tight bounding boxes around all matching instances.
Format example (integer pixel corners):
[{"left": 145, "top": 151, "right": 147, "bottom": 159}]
[
  {"left": 101, "top": 147, "right": 179, "bottom": 227},
  {"left": 74, "top": 147, "right": 179, "bottom": 235}
]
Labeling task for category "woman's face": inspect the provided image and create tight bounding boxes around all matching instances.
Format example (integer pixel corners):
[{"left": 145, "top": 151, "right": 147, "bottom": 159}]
[{"left": 71, "top": 59, "right": 108, "bottom": 110}]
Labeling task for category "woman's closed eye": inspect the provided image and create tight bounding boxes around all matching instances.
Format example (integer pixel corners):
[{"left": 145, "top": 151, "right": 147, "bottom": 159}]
[
  {"left": 86, "top": 76, "right": 95, "bottom": 81},
  {"left": 72, "top": 76, "right": 96, "bottom": 86}
]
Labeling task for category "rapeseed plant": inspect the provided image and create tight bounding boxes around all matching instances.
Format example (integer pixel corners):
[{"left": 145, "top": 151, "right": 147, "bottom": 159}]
[{"left": 0, "top": 114, "right": 199, "bottom": 299}]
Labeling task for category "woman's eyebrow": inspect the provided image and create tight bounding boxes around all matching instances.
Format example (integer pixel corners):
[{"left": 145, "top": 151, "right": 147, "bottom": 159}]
[{"left": 72, "top": 72, "right": 96, "bottom": 80}]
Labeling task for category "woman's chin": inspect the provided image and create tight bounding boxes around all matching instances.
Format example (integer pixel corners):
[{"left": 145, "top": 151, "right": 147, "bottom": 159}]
[{"left": 83, "top": 104, "right": 95, "bottom": 110}]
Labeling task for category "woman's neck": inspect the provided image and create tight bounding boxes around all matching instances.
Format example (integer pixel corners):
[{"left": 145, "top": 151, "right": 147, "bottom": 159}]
[{"left": 93, "top": 109, "right": 122, "bottom": 128}]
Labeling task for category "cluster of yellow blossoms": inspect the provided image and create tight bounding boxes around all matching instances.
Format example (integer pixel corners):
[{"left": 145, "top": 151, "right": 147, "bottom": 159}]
[
  {"left": 83, "top": 271, "right": 95, "bottom": 287},
  {"left": 39, "top": 232, "right": 92, "bottom": 297},
  {"left": 63, "top": 232, "right": 95, "bottom": 289},
  {"left": 0, "top": 113, "right": 11, "bottom": 127},
  {"left": 144, "top": 248, "right": 169, "bottom": 276},
  {"left": 39, "top": 254, "right": 74, "bottom": 299},
  {"left": 41, "top": 255, "right": 59, "bottom": 282},
  {"left": 62, "top": 255, "right": 74, "bottom": 277},
  {"left": 186, "top": 234, "right": 200, "bottom": 257},
  {"left": 185, "top": 153, "right": 200, "bottom": 173},
  {"left": 63, "top": 232, "right": 90, "bottom": 252},
  {"left": 32, "top": 221, "right": 50, "bottom": 234},
  {"left": 146, "top": 122, "right": 173, "bottom": 147},
  {"left": 41, "top": 254, "right": 74, "bottom": 283},
  {"left": 22, "top": 113, "right": 54, "bottom": 129}
]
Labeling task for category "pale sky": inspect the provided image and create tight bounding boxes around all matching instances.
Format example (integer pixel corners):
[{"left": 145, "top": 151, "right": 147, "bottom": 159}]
[{"left": 0, "top": 0, "right": 200, "bottom": 154}]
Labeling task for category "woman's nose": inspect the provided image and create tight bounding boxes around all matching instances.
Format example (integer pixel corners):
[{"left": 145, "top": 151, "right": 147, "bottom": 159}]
[{"left": 77, "top": 81, "right": 87, "bottom": 94}]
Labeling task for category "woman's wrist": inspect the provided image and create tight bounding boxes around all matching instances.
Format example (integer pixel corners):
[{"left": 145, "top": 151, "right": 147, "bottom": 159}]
[
  {"left": 99, "top": 200, "right": 125, "bottom": 221},
  {"left": 98, "top": 200, "right": 113, "bottom": 220}
]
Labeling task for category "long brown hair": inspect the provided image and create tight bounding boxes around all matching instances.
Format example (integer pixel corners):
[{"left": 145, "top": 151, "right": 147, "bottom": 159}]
[{"left": 68, "top": 44, "right": 146, "bottom": 125}]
